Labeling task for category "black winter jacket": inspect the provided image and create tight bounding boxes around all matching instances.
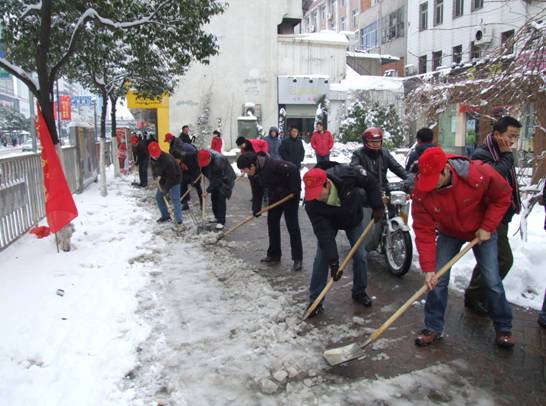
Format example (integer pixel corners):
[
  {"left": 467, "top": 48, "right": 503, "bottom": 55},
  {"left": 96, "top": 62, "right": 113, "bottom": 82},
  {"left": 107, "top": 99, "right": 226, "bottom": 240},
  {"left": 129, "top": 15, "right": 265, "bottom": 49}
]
[
  {"left": 351, "top": 147, "right": 407, "bottom": 190},
  {"left": 279, "top": 136, "right": 305, "bottom": 167},
  {"left": 134, "top": 140, "right": 149, "bottom": 164},
  {"left": 250, "top": 156, "right": 301, "bottom": 213},
  {"left": 305, "top": 163, "right": 383, "bottom": 264},
  {"left": 201, "top": 150, "right": 236, "bottom": 198},
  {"left": 405, "top": 143, "right": 435, "bottom": 172},
  {"left": 152, "top": 152, "right": 182, "bottom": 192},
  {"left": 472, "top": 144, "right": 519, "bottom": 224}
]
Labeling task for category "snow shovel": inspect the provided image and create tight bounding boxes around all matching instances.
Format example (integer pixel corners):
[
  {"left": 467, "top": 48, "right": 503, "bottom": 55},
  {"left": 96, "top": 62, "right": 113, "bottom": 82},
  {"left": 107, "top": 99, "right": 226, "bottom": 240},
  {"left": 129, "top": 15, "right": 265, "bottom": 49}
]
[
  {"left": 303, "top": 219, "right": 375, "bottom": 321},
  {"left": 195, "top": 176, "right": 213, "bottom": 234},
  {"left": 162, "top": 195, "right": 184, "bottom": 233},
  {"left": 323, "top": 237, "right": 480, "bottom": 366},
  {"left": 215, "top": 193, "right": 295, "bottom": 243}
]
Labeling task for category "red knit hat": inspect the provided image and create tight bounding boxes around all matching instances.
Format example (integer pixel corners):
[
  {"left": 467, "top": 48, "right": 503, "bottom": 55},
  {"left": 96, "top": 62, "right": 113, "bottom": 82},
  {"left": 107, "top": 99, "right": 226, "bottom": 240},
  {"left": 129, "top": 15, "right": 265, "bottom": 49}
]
[
  {"left": 416, "top": 147, "right": 448, "bottom": 192},
  {"left": 148, "top": 141, "right": 161, "bottom": 159},
  {"left": 197, "top": 149, "right": 212, "bottom": 167},
  {"left": 164, "top": 132, "right": 174, "bottom": 143},
  {"left": 303, "top": 168, "right": 327, "bottom": 201}
]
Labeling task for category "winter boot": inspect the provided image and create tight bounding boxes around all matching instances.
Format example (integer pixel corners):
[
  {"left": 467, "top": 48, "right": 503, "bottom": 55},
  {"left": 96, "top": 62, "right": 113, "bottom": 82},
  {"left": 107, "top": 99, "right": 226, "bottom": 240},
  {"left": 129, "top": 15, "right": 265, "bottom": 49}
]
[
  {"left": 352, "top": 291, "right": 373, "bottom": 307},
  {"left": 156, "top": 216, "right": 170, "bottom": 223},
  {"left": 305, "top": 302, "right": 323, "bottom": 318},
  {"left": 292, "top": 260, "right": 303, "bottom": 272},
  {"left": 260, "top": 256, "right": 281, "bottom": 264}
]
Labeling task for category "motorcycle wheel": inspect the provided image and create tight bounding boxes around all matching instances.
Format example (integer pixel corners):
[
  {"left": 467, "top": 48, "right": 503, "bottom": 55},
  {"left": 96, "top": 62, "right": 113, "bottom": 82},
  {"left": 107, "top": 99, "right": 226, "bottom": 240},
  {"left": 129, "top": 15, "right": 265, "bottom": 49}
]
[{"left": 384, "top": 227, "right": 413, "bottom": 277}]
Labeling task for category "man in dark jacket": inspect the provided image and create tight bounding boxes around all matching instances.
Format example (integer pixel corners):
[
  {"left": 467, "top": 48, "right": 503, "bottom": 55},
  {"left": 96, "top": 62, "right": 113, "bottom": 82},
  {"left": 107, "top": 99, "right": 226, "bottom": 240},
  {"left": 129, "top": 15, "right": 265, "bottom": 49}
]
[
  {"left": 303, "top": 164, "right": 384, "bottom": 316},
  {"left": 405, "top": 127, "right": 435, "bottom": 172},
  {"left": 198, "top": 149, "right": 236, "bottom": 230},
  {"left": 464, "top": 116, "right": 522, "bottom": 315},
  {"left": 237, "top": 152, "right": 303, "bottom": 271},
  {"left": 149, "top": 142, "right": 183, "bottom": 225},
  {"left": 279, "top": 127, "right": 305, "bottom": 168},
  {"left": 165, "top": 132, "right": 184, "bottom": 155},
  {"left": 171, "top": 147, "right": 203, "bottom": 210},
  {"left": 133, "top": 134, "right": 149, "bottom": 187},
  {"left": 350, "top": 127, "right": 408, "bottom": 190}
]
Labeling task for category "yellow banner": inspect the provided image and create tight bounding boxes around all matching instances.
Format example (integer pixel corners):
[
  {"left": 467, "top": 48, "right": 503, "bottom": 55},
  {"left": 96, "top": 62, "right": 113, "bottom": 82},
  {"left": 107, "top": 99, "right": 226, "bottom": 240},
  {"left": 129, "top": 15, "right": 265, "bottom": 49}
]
[{"left": 127, "top": 91, "right": 169, "bottom": 108}]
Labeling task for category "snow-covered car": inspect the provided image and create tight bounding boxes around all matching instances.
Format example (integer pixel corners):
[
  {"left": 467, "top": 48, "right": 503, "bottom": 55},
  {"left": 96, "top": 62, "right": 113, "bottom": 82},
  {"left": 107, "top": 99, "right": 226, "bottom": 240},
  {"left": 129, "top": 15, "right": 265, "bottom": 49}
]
[{"left": 21, "top": 139, "right": 41, "bottom": 152}]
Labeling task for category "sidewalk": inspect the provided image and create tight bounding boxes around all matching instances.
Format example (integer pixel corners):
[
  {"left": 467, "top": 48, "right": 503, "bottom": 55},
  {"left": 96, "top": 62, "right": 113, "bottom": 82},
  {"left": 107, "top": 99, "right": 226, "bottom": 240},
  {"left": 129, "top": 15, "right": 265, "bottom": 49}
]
[{"left": 224, "top": 178, "right": 546, "bottom": 405}]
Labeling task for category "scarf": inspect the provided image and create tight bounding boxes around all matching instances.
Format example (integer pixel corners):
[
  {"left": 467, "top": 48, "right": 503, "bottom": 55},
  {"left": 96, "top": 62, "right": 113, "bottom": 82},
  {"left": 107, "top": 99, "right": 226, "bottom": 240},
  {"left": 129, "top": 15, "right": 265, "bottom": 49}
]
[{"left": 485, "top": 133, "right": 521, "bottom": 213}]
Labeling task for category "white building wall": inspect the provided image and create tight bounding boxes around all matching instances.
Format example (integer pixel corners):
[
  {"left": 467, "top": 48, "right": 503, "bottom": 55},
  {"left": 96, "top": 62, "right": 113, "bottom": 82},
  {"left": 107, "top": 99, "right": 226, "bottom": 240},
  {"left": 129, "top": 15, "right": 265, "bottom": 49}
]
[
  {"left": 407, "top": 0, "right": 544, "bottom": 71},
  {"left": 169, "top": 0, "right": 346, "bottom": 150}
]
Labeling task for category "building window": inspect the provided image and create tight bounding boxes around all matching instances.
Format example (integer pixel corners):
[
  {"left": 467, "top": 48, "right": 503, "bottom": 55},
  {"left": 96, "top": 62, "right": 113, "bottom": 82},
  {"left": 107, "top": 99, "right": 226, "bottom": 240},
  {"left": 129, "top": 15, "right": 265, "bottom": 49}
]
[
  {"left": 433, "top": 50, "right": 442, "bottom": 70},
  {"left": 419, "top": 2, "right": 428, "bottom": 31},
  {"left": 419, "top": 55, "right": 427, "bottom": 74},
  {"left": 340, "top": 16, "right": 346, "bottom": 31},
  {"left": 471, "top": 0, "right": 483, "bottom": 11},
  {"left": 352, "top": 9, "right": 358, "bottom": 29},
  {"left": 453, "top": 0, "right": 464, "bottom": 18},
  {"left": 470, "top": 41, "right": 481, "bottom": 60},
  {"left": 341, "top": 0, "right": 345, "bottom": 7},
  {"left": 502, "top": 29, "right": 515, "bottom": 53},
  {"left": 361, "top": 22, "right": 378, "bottom": 49},
  {"left": 434, "top": 0, "right": 443, "bottom": 26},
  {"left": 381, "top": 6, "right": 405, "bottom": 44},
  {"left": 453, "top": 45, "right": 462, "bottom": 64},
  {"left": 321, "top": 5, "right": 326, "bottom": 21}
]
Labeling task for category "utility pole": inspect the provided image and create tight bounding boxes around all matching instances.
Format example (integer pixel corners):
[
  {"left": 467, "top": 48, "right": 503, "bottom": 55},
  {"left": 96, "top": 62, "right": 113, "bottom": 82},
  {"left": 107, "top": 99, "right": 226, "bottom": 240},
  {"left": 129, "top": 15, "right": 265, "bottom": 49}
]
[
  {"left": 28, "top": 87, "right": 37, "bottom": 152},
  {"left": 56, "top": 80, "right": 62, "bottom": 142}
]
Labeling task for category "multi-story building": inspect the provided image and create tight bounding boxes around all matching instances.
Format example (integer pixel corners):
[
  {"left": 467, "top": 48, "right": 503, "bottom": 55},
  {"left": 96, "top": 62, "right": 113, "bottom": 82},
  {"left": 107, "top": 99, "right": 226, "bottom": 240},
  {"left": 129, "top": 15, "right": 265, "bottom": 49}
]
[
  {"left": 168, "top": 0, "right": 348, "bottom": 149},
  {"left": 303, "top": 1, "right": 408, "bottom": 77},
  {"left": 406, "top": 0, "right": 545, "bottom": 156}
]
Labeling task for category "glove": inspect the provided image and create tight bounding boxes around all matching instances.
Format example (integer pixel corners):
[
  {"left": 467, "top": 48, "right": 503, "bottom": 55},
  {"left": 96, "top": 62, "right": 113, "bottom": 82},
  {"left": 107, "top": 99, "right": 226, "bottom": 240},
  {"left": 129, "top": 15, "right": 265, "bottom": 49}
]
[
  {"left": 253, "top": 210, "right": 261, "bottom": 218},
  {"left": 159, "top": 186, "right": 168, "bottom": 196},
  {"left": 330, "top": 261, "right": 342, "bottom": 281},
  {"left": 372, "top": 207, "right": 385, "bottom": 223}
]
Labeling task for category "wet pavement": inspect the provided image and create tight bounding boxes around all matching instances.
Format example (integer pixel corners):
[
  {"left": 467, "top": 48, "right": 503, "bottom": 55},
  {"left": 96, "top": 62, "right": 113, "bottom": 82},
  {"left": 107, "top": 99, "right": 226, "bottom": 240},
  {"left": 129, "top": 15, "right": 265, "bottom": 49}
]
[{"left": 220, "top": 175, "right": 546, "bottom": 406}]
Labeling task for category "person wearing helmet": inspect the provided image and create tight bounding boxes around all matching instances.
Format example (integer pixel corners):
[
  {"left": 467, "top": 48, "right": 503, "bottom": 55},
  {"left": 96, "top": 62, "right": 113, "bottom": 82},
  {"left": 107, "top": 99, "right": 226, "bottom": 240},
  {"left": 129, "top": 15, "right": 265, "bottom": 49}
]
[{"left": 351, "top": 127, "right": 408, "bottom": 191}]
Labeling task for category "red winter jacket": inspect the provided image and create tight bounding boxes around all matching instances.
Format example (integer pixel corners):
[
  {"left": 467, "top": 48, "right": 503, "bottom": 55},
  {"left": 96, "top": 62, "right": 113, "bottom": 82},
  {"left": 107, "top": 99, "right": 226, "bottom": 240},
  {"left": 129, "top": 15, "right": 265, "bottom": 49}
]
[
  {"left": 211, "top": 136, "right": 222, "bottom": 153},
  {"left": 249, "top": 138, "right": 269, "bottom": 153},
  {"left": 411, "top": 156, "right": 512, "bottom": 273},
  {"left": 310, "top": 130, "right": 334, "bottom": 157}
]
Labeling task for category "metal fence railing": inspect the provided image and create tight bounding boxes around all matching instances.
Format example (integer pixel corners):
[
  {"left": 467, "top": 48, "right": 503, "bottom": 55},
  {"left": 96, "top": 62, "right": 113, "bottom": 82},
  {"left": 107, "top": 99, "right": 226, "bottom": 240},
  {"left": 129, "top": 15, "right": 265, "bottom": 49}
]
[
  {"left": 0, "top": 133, "right": 113, "bottom": 250},
  {"left": 0, "top": 153, "right": 46, "bottom": 249}
]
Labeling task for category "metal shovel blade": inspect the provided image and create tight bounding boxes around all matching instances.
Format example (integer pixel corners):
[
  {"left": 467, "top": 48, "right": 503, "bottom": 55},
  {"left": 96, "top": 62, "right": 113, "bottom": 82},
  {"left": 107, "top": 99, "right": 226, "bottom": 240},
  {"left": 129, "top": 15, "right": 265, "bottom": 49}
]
[{"left": 323, "top": 342, "right": 361, "bottom": 366}]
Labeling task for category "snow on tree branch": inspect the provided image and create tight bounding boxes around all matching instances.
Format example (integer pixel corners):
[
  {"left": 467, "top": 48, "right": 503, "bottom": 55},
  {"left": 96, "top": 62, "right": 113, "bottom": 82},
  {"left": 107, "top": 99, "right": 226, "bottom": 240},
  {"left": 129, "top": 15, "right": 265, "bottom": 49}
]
[
  {"left": 21, "top": 1, "right": 42, "bottom": 18},
  {"left": 0, "top": 57, "right": 39, "bottom": 94}
]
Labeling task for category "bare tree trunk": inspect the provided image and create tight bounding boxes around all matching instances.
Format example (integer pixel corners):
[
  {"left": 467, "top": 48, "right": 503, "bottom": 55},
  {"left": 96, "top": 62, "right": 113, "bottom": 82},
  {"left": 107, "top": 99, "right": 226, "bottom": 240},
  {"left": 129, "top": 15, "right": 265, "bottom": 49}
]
[
  {"left": 110, "top": 95, "right": 120, "bottom": 177},
  {"left": 99, "top": 92, "right": 108, "bottom": 197},
  {"left": 532, "top": 94, "right": 546, "bottom": 184}
]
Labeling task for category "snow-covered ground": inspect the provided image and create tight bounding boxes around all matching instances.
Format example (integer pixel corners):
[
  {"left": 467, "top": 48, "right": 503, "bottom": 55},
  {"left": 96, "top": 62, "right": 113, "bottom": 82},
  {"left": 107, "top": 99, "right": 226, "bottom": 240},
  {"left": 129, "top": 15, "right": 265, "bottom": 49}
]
[{"left": 0, "top": 154, "right": 543, "bottom": 404}]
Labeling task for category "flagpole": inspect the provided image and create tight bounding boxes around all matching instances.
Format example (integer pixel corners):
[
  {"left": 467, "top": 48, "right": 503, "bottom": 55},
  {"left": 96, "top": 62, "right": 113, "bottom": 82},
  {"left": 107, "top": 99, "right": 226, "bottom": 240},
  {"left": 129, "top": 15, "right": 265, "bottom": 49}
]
[{"left": 54, "top": 233, "right": 59, "bottom": 253}]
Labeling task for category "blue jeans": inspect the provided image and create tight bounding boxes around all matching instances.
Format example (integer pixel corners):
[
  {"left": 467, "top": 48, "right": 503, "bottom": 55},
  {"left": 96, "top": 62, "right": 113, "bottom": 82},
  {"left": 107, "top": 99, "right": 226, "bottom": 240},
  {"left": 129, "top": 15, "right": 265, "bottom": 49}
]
[
  {"left": 539, "top": 290, "right": 546, "bottom": 324},
  {"left": 316, "top": 154, "right": 330, "bottom": 163},
  {"left": 309, "top": 218, "right": 368, "bottom": 301},
  {"left": 155, "top": 184, "right": 183, "bottom": 224},
  {"left": 424, "top": 233, "right": 512, "bottom": 333}
]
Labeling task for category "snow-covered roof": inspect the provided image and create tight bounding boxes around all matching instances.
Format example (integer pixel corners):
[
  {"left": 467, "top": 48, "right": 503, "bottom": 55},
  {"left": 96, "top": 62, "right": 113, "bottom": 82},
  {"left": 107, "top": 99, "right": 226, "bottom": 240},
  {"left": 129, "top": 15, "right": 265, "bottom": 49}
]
[
  {"left": 330, "top": 65, "right": 405, "bottom": 92},
  {"left": 346, "top": 52, "right": 400, "bottom": 61},
  {"left": 280, "top": 30, "right": 348, "bottom": 46}
]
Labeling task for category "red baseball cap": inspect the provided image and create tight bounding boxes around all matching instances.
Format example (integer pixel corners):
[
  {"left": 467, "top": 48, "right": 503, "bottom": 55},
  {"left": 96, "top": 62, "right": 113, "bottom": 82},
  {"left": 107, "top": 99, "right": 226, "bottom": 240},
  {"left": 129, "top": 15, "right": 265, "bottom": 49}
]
[
  {"left": 164, "top": 132, "right": 174, "bottom": 143},
  {"left": 416, "top": 147, "right": 448, "bottom": 192},
  {"left": 147, "top": 141, "right": 161, "bottom": 159},
  {"left": 197, "top": 149, "right": 212, "bottom": 167},
  {"left": 303, "top": 168, "right": 327, "bottom": 201}
]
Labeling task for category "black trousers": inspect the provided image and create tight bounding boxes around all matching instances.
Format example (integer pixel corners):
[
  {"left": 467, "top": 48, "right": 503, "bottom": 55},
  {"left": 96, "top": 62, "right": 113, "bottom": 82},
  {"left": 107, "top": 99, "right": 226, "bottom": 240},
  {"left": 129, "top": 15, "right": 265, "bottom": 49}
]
[
  {"left": 138, "top": 157, "right": 149, "bottom": 186},
  {"left": 211, "top": 190, "right": 227, "bottom": 225},
  {"left": 181, "top": 174, "right": 203, "bottom": 207},
  {"left": 267, "top": 196, "right": 302, "bottom": 261}
]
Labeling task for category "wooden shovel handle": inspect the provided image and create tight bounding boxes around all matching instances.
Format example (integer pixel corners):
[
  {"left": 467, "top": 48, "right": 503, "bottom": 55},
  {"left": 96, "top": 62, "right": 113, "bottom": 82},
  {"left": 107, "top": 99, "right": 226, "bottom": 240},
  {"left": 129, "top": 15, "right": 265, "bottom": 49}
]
[
  {"left": 364, "top": 237, "right": 479, "bottom": 346},
  {"left": 180, "top": 174, "right": 203, "bottom": 202},
  {"left": 216, "top": 193, "right": 295, "bottom": 242},
  {"left": 303, "top": 219, "right": 376, "bottom": 320}
]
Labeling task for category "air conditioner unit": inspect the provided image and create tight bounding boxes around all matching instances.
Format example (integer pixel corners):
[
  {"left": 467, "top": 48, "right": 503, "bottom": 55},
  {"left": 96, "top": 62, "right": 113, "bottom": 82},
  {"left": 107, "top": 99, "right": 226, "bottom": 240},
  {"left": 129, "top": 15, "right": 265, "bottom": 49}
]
[
  {"left": 475, "top": 24, "right": 493, "bottom": 47},
  {"left": 404, "top": 64, "right": 417, "bottom": 76},
  {"left": 384, "top": 69, "right": 397, "bottom": 77}
]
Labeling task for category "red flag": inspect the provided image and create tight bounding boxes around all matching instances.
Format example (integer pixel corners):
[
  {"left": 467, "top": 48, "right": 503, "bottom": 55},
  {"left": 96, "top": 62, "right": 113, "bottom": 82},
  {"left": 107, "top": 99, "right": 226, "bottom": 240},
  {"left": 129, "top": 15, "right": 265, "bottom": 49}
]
[{"left": 35, "top": 106, "right": 78, "bottom": 233}]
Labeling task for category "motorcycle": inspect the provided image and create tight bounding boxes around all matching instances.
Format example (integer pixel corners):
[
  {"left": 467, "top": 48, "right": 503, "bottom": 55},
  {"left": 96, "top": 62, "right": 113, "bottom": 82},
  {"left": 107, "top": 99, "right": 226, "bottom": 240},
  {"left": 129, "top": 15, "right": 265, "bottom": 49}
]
[{"left": 366, "top": 181, "right": 413, "bottom": 277}]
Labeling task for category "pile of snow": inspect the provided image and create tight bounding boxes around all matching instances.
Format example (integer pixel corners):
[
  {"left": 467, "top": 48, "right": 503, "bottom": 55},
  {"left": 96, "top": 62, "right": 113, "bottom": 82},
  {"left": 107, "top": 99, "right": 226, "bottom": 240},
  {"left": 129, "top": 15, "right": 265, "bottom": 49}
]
[
  {"left": 0, "top": 172, "right": 151, "bottom": 405},
  {"left": 331, "top": 65, "right": 405, "bottom": 92}
]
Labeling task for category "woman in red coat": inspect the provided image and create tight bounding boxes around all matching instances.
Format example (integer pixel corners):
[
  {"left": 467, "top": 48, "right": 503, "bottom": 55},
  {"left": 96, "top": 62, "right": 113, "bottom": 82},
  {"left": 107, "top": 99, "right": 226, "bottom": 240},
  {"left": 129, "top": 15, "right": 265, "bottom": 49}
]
[{"left": 210, "top": 130, "right": 223, "bottom": 153}]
